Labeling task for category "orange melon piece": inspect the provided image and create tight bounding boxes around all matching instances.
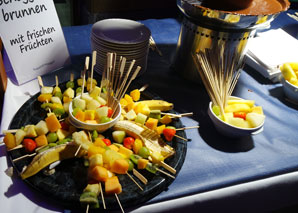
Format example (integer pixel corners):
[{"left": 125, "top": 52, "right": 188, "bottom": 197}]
[
  {"left": 35, "top": 134, "right": 48, "bottom": 147},
  {"left": 137, "top": 158, "right": 149, "bottom": 169},
  {"left": 145, "top": 118, "right": 158, "bottom": 130},
  {"left": 89, "top": 166, "right": 108, "bottom": 182},
  {"left": 75, "top": 111, "right": 85, "bottom": 122},
  {"left": 111, "top": 159, "right": 129, "bottom": 174},
  {"left": 88, "top": 144, "right": 106, "bottom": 158},
  {"left": 45, "top": 114, "right": 62, "bottom": 132},
  {"left": 3, "top": 133, "right": 16, "bottom": 150},
  {"left": 105, "top": 176, "right": 122, "bottom": 195}
]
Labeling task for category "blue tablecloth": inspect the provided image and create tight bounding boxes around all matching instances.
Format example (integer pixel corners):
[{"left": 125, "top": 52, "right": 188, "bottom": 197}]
[{"left": 23, "top": 10, "right": 298, "bottom": 212}]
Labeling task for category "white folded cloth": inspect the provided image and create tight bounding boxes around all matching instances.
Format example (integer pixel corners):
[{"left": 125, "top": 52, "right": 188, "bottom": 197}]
[{"left": 246, "top": 28, "right": 298, "bottom": 82}]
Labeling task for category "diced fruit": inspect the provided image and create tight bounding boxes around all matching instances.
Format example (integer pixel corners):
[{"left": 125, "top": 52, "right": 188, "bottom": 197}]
[
  {"left": 160, "top": 115, "right": 172, "bottom": 124},
  {"left": 145, "top": 118, "right": 158, "bottom": 130},
  {"left": 212, "top": 105, "right": 221, "bottom": 116},
  {"left": 246, "top": 112, "right": 265, "bottom": 128},
  {"left": 63, "top": 87, "right": 75, "bottom": 98},
  {"left": 41, "top": 86, "right": 53, "bottom": 94},
  {"left": 133, "top": 138, "right": 143, "bottom": 154},
  {"left": 89, "top": 154, "right": 103, "bottom": 168},
  {"left": 123, "top": 137, "right": 135, "bottom": 150},
  {"left": 89, "top": 86, "right": 101, "bottom": 98},
  {"left": 37, "top": 93, "right": 52, "bottom": 102},
  {"left": 63, "top": 96, "right": 72, "bottom": 103},
  {"left": 112, "top": 130, "right": 126, "bottom": 143},
  {"left": 95, "top": 96, "right": 107, "bottom": 106},
  {"left": 103, "top": 149, "right": 123, "bottom": 168},
  {"left": 72, "top": 131, "right": 92, "bottom": 150},
  {"left": 118, "top": 145, "right": 133, "bottom": 158},
  {"left": 73, "top": 98, "right": 86, "bottom": 111},
  {"left": 94, "top": 138, "right": 106, "bottom": 147},
  {"left": 124, "top": 94, "right": 134, "bottom": 104},
  {"left": 45, "top": 114, "right": 62, "bottom": 132},
  {"left": 134, "top": 102, "right": 150, "bottom": 116},
  {"left": 88, "top": 144, "right": 105, "bottom": 157},
  {"left": 15, "top": 129, "right": 26, "bottom": 145},
  {"left": 72, "top": 107, "right": 81, "bottom": 116},
  {"left": 53, "top": 86, "right": 61, "bottom": 94},
  {"left": 50, "top": 96, "right": 62, "bottom": 104},
  {"left": 111, "top": 158, "right": 129, "bottom": 174},
  {"left": 105, "top": 176, "right": 122, "bottom": 195},
  {"left": 281, "top": 63, "right": 297, "bottom": 81},
  {"left": 35, "top": 120, "right": 49, "bottom": 135},
  {"left": 25, "top": 125, "right": 37, "bottom": 138},
  {"left": 3, "top": 133, "right": 16, "bottom": 150},
  {"left": 163, "top": 128, "right": 176, "bottom": 141},
  {"left": 226, "top": 117, "right": 251, "bottom": 128},
  {"left": 56, "top": 128, "right": 69, "bottom": 141},
  {"left": 224, "top": 103, "right": 251, "bottom": 113},
  {"left": 151, "top": 151, "right": 164, "bottom": 163},
  {"left": 89, "top": 166, "right": 108, "bottom": 182},
  {"left": 77, "top": 78, "right": 85, "bottom": 87},
  {"left": 130, "top": 89, "right": 141, "bottom": 101},
  {"left": 120, "top": 98, "right": 128, "bottom": 107},
  {"left": 227, "top": 99, "right": 255, "bottom": 108},
  {"left": 135, "top": 113, "right": 147, "bottom": 125},
  {"left": 87, "top": 99, "right": 100, "bottom": 110},
  {"left": 156, "top": 125, "right": 166, "bottom": 135},
  {"left": 47, "top": 132, "right": 58, "bottom": 143},
  {"left": 85, "top": 110, "right": 96, "bottom": 120},
  {"left": 109, "top": 144, "right": 119, "bottom": 152},
  {"left": 23, "top": 138, "right": 37, "bottom": 153},
  {"left": 125, "top": 109, "right": 137, "bottom": 120},
  {"left": 75, "top": 111, "right": 85, "bottom": 122},
  {"left": 66, "top": 81, "right": 75, "bottom": 89},
  {"left": 126, "top": 102, "right": 135, "bottom": 112},
  {"left": 100, "top": 116, "right": 111, "bottom": 123},
  {"left": 233, "top": 112, "right": 247, "bottom": 120},
  {"left": 137, "top": 158, "right": 149, "bottom": 170},
  {"left": 251, "top": 106, "right": 263, "bottom": 115},
  {"left": 81, "top": 93, "right": 93, "bottom": 103},
  {"left": 138, "top": 147, "right": 150, "bottom": 158},
  {"left": 149, "top": 110, "right": 161, "bottom": 120},
  {"left": 35, "top": 134, "right": 48, "bottom": 147},
  {"left": 107, "top": 108, "right": 113, "bottom": 118},
  {"left": 102, "top": 138, "right": 111, "bottom": 146},
  {"left": 96, "top": 106, "right": 108, "bottom": 118}
]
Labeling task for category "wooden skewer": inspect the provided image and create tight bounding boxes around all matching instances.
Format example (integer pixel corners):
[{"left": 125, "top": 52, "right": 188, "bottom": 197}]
[
  {"left": 161, "top": 112, "right": 181, "bottom": 118},
  {"left": 159, "top": 161, "right": 176, "bottom": 175},
  {"left": 133, "top": 169, "right": 148, "bottom": 185},
  {"left": 99, "top": 182, "right": 106, "bottom": 209},
  {"left": 115, "top": 193, "right": 125, "bottom": 213},
  {"left": 13, "top": 153, "right": 36, "bottom": 163},
  {"left": 74, "top": 144, "right": 81, "bottom": 157},
  {"left": 126, "top": 172, "right": 143, "bottom": 191},
  {"left": 156, "top": 168, "right": 175, "bottom": 179},
  {"left": 174, "top": 134, "right": 188, "bottom": 141},
  {"left": 55, "top": 75, "right": 59, "bottom": 87},
  {"left": 37, "top": 76, "right": 44, "bottom": 87},
  {"left": 179, "top": 112, "right": 194, "bottom": 117},
  {"left": 70, "top": 73, "right": 74, "bottom": 82},
  {"left": 90, "top": 51, "right": 97, "bottom": 91},
  {"left": 176, "top": 126, "right": 200, "bottom": 131},
  {"left": 2, "top": 129, "right": 18, "bottom": 134},
  {"left": 8, "top": 144, "right": 23, "bottom": 151},
  {"left": 139, "top": 84, "right": 149, "bottom": 92},
  {"left": 86, "top": 204, "right": 89, "bottom": 213}
]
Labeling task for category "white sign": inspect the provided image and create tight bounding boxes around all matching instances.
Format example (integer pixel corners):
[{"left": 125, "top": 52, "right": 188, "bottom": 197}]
[{"left": 0, "top": 0, "right": 70, "bottom": 85}]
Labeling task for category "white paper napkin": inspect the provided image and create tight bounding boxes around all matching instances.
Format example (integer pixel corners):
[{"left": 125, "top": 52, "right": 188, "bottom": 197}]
[{"left": 246, "top": 28, "right": 298, "bottom": 82}]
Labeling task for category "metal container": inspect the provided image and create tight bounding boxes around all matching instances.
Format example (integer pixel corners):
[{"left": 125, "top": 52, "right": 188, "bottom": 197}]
[{"left": 173, "top": 0, "right": 290, "bottom": 82}]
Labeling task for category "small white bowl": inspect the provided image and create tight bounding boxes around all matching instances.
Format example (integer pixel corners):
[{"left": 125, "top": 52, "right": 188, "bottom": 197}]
[
  {"left": 68, "top": 96, "right": 121, "bottom": 133},
  {"left": 280, "top": 77, "right": 298, "bottom": 103},
  {"left": 208, "top": 97, "right": 264, "bottom": 138}
]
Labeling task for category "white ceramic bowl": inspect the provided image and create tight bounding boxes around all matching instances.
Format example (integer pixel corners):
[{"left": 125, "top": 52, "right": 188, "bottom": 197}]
[
  {"left": 208, "top": 96, "right": 264, "bottom": 138},
  {"left": 280, "top": 77, "right": 298, "bottom": 103},
  {"left": 68, "top": 96, "right": 121, "bottom": 133}
]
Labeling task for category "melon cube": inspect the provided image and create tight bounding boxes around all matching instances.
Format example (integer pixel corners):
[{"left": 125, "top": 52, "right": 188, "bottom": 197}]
[
  {"left": 95, "top": 96, "right": 107, "bottom": 106},
  {"left": 24, "top": 125, "right": 37, "bottom": 138},
  {"left": 251, "top": 106, "right": 264, "bottom": 115},
  {"left": 135, "top": 113, "right": 147, "bottom": 125},
  {"left": 35, "top": 120, "right": 49, "bottom": 135},
  {"left": 87, "top": 99, "right": 101, "bottom": 110},
  {"left": 73, "top": 98, "right": 86, "bottom": 110},
  {"left": 103, "top": 149, "right": 123, "bottom": 167},
  {"left": 81, "top": 93, "right": 93, "bottom": 103},
  {"left": 111, "top": 159, "right": 129, "bottom": 174},
  {"left": 125, "top": 109, "right": 137, "bottom": 121},
  {"left": 75, "top": 110, "right": 85, "bottom": 122},
  {"left": 160, "top": 115, "right": 172, "bottom": 124},
  {"left": 15, "top": 129, "right": 26, "bottom": 146},
  {"left": 89, "top": 165, "right": 108, "bottom": 182},
  {"left": 126, "top": 102, "right": 135, "bottom": 112},
  {"left": 227, "top": 117, "right": 251, "bottom": 128},
  {"left": 56, "top": 128, "right": 69, "bottom": 141},
  {"left": 130, "top": 89, "right": 140, "bottom": 101},
  {"left": 35, "top": 134, "right": 48, "bottom": 147},
  {"left": 105, "top": 176, "right": 122, "bottom": 195},
  {"left": 246, "top": 112, "right": 265, "bottom": 128},
  {"left": 89, "top": 154, "right": 103, "bottom": 168},
  {"left": 96, "top": 106, "right": 108, "bottom": 118},
  {"left": 50, "top": 96, "right": 62, "bottom": 105},
  {"left": 41, "top": 86, "right": 53, "bottom": 94},
  {"left": 63, "top": 102, "right": 70, "bottom": 114},
  {"left": 85, "top": 110, "right": 96, "bottom": 120},
  {"left": 118, "top": 146, "right": 133, "bottom": 158},
  {"left": 134, "top": 102, "right": 150, "bottom": 116},
  {"left": 145, "top": 118, "right": 158, "bottom": 130},
  {"left": 112, "top": 130, "right": 126, "bottom": 143},
  {"left": 45, "top": 114, "right": 62, "bottom": 132},
  {"left": 88, "top": 143, "right": 106, "bottom": 157},
  {"left": 109, "top": 144, "right": 120, "bottom": 152}
]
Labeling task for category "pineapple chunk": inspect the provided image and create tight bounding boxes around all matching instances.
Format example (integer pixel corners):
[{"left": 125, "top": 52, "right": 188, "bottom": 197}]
[
  {"left": 41, "top": 86, "right": 53, "bottom": 94},
  {"left": 160, "top": 115, "right": 172, "bottom": 124},
  {"left": 95, "top": 96, "right": 107, "bottom": 106},
  {"left": 24, "top": 125, "right": 37, "bottom": 138},
  {"left": 72, "top": 131, "right": 92, "bottom": 150},
  {"left": 118, "top": 146, "right": 133, "bottom": 158},
  {"left": 251, "top": 106, "right": 264, "bottom": 115},
  {"left": 224, "top": 103, "right": 251, "bottom": 113},
  {"left": 96, "top": 106, "right": 108, "bottom": 118},
  {"left": 246, "top": 112, "right": 265, "bottom": 128},
  {"left": 56, "top": 128, "right": 69, "bottom": 141},
  {"left": 124, "top": 94, "right": 134, "bottom": 104},
  {"left": 145, "top": 118, "right": 158, "bottom": 130},
  {"left": 89, "top": 86, "right": 101, "bottom": 98},
  {"left": 227, "top": 99, "right": 255, "bottom": 108},
  {"left": 35, "top": 120, "right": 49, "bottom": 135},
  {"left": 87, "top": 99, "right": 100, "bottom": 110},
  {"left": 130, "top": 89, "right": 140, "bottom": 101},
  {"left": 135, "top": 113, "right": 147, "bottom": 125},
  {"left": 50, "top": 96, "right": 62, "bottom": 104},
  {"left": 89, "top": 154, "right": 103, "bottom": 168},
  {"left": 15, "top": 129, "right": 26, "bottom": 146},
  {"left": 85, "top": 110, "right": 96, "bottom": 120},
  {"left": 63, "top": 87, "right": 74, "bottom": 98},
  {"left": 63, "top": 102, "right": 70, "bottom": 114}
]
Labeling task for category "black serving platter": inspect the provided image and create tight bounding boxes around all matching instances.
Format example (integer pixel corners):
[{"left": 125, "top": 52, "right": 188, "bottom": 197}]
[{"left": 7, "top": 77, "right": 187, "bottom": 211}]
